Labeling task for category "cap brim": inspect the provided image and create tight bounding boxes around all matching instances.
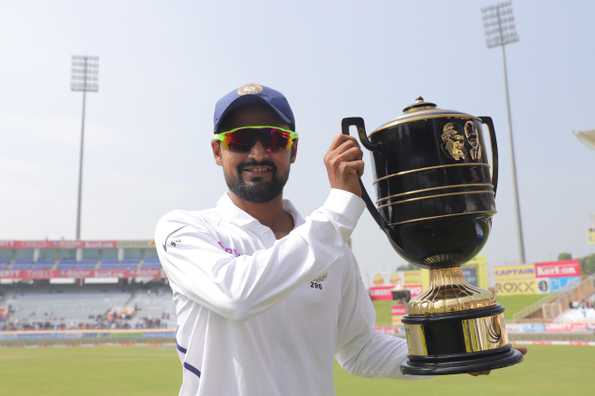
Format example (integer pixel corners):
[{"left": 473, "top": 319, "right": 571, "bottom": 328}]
[{"left": 215, "top": 95, "right": 292, "bottom": 132}]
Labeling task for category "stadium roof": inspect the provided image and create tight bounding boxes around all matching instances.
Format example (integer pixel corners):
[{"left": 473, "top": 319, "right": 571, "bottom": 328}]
[
  {"left": 574, "top": 129, "right": 595, "bottom": 150},
  {"left": 0, "top": 240, "right": 154, "bottom": 249}
]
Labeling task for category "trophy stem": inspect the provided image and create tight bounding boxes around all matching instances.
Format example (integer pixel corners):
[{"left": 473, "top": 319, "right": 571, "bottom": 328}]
[
  {"left": 429, "top": 266, "right": 466, "bottom": 286},
  {"left": 408, "top": 266, "right": 495, "bottom": 316}
]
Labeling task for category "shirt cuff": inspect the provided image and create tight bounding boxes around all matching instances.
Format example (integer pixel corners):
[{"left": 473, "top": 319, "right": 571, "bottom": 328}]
[{"left": 322, "top": 189, "right": 366, "bottom": 229}]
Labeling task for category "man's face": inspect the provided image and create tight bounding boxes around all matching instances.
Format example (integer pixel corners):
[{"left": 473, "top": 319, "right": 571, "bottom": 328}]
[{"left": 211, "top": 104, "right": 297, "bottom": 203}]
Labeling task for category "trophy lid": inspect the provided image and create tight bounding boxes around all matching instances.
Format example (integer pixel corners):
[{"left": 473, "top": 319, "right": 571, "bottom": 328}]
[{"left": 371, "top": 96, "right": 477, "bottom": 135}]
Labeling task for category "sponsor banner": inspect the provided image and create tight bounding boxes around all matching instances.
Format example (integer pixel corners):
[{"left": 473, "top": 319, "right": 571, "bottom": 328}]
[
  {"left": 494, "top": 264, "right": 538, "bottom": 295},
  {"left": 536, "top": 277, "right": 581, "bottom": 293},
  {"left": 0, "top": 329, "right": 177, "bottom": 342},
  {"left": 116, "top": 240, "right": 155, "bottom": 248},
  {"left": 507, "top": 322, "right": 593, "bottom": 334},
  {"left": 495, "top": 279, "right": 538, "bottom": 295},
  {"left": 0, "top": 268, "right": 162, "bottom": 280},
  {"left": 82, "top": 241, "right": 118, "bottom": 249},
  {"left": 544, "top": 323, "right": 593, "bottom": 333},
  {"left": 372, "top": 270, "right": 427, "bottom": 287},
  {"left": 534, "top": 260, "right": 581, "bottom": 278},
  {"left": 391, "top": 304, "right": 407, "bottom": 325},
  {"left": 494, "top": 261, "right": 582, "bottom": 295},
  {"left": 369, "top": 285, "right": 393, "bottom": 301},
  {"left": 494, "top": 264, "right": 536, "bottom": 280},
  {"left": 373, "top": 271, "right": 426, "bottom": 298},
  {"left": 505, "top": 323, "right": 546, "bottom": 333},
  {"left": 514, "top": 340, "right": 595, "bottom": 347},
  {"left": 0, "top": 240, "right": 119, "bottom": 249}
]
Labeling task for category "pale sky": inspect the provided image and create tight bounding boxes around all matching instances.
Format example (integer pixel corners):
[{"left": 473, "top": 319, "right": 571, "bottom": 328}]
[{"left": 1, "top": 0, "right": 593, "bottom": 275}]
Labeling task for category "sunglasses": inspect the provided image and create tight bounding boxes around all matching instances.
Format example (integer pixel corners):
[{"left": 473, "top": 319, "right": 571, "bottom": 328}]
[{"left": 214, "top": 125, "right": 298, "bottom": 153}]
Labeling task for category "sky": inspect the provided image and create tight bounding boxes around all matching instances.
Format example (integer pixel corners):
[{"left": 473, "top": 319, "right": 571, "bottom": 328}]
[{"left": 1, "top": 0, "right": 593, "bottom": 276}]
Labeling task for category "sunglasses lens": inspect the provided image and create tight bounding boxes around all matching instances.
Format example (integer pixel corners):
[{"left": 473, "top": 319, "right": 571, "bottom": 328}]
[
  {"left": 225, "top": 128, "right": 291, "bottom": 152},
  {"left": 268, "top": 128, "right": 291, "bottom": 151},
  {"left": 225, "top": 129, "right": 257, "bottom": 152}
]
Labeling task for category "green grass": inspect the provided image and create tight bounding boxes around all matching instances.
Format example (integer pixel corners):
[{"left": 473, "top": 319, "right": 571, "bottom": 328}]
[
  {"left": 496, "top": 294, "right": 546, "bottom": 320},
  {"left": 335, "top": 345, "right": 593, "bottom": 396},
  {"left": 0, "top": 345, "right": 592, "bottom": 395},
  {"left": 373, "top": 294, "right": 546, "bottom": 325},
  {"left": 374, "top": 300, "right": 395, "bottom": 326}
]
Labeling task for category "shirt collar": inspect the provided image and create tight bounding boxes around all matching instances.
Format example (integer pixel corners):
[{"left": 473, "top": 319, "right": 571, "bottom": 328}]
[{"left": 216, "top": 193, "right": 305, "bottom": 230}]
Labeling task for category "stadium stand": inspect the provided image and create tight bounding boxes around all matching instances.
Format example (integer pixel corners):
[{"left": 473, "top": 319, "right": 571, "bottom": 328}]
[
  {"left": 0, "top": 283, "right": 175, "bottom": 331},
  {"left": 514, "top": 274, "right": 595, "bottom": 321},
  {"left": 0, "top": 240, "right": 174, "bottom": 332},
  {"left": 100, "top": 259, "right": 139, "bottom": 269},
  {"left": 57, "top": 259, "right": 98, "bottom": 270}
]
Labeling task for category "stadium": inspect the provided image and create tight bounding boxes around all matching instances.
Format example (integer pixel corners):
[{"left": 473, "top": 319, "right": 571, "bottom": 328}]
[
  {"left": 1, "top": 240, "right": 594, "bottom": 395},
  {"left": 0, "top": 240, "right": 171, "bottom": 332},
  {"left": 3, "top": 1, "right": 595, "bottom": 395}
]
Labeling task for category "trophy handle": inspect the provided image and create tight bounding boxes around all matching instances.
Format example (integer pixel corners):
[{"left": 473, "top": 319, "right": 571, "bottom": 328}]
[
  {"left": 479, "top": 116, "right": 499, "bottom": 195},
  {"left": 341, "top": 117, "right": 390, "bottom": 232}
]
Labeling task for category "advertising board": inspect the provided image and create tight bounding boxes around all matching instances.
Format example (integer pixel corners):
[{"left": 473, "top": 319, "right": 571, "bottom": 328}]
[
  {"left": 534, "top": 260, "right": 581, "bottom": 278},
  {"left": 494, "top": 264, "right": 538, "bottom": 295},
  {"left": 369, "top": 285, "right": 393, "bottom": 301},
  {"left": 0, "top": 268, "right": 162, "bottom": 280},
  {"left": 391, "top": 303, "right": 407, "bottom": 325},
  {"left": 536, "top": 276, "right": 581, "bottom": 293}
]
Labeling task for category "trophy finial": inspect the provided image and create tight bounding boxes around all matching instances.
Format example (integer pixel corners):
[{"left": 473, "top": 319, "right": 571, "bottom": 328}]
[{"left": 403, "top": 97, "right": 436, "bottom": 113}]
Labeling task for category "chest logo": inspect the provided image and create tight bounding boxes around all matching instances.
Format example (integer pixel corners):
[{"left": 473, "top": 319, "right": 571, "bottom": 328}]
[
  {"left": 310, "top": 272, "right": 328, "bottom": 291},
  {"left": 217, "top": 241, "right": 240, "bottom": 257}
]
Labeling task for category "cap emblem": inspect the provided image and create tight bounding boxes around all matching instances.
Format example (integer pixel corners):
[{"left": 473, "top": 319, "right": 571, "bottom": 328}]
[{"left": 237, "top": 83, "right": 263, "bottom": 96}]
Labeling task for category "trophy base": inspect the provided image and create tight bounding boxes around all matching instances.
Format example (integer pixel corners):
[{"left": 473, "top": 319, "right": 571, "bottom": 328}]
[
  {"left": 401, "top": 345, "right": 523, "bottom": 376},
  {"left": 401, "top": 305, "right": 523, "bottom": 375}
]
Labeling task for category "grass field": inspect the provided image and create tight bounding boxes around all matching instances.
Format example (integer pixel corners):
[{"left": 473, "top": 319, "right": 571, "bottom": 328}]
[
  {"left": 1, "top": 345, "right": 593, "bottom": 395},
  {"left": 373, "top": 294, "right": 546, "bottom": 326}
]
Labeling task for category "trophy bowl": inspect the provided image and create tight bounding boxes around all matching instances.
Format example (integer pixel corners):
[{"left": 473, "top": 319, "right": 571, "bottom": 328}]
[{"left": 342, "top": 97, "right": 523, "bottom": 375}]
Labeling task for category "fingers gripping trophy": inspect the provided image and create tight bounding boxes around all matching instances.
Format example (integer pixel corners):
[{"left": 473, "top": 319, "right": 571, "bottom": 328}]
[{"left": 342, "top": 97, "right": 523, "bottom": 375}]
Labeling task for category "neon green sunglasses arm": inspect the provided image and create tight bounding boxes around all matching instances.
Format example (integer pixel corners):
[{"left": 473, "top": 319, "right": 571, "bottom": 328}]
[{"left": 213, "top": 125, "right": 298, "bottom": 141}]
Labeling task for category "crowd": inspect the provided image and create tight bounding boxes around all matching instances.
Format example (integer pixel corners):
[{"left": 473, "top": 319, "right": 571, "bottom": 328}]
[{"left": 0, "top": 304, "right": 173, "bottom": 331}]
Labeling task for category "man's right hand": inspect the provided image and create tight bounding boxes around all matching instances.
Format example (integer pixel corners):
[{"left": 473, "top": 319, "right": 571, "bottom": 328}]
[{"left": 324, "top": 134, "right": 364, "bottom": 197}]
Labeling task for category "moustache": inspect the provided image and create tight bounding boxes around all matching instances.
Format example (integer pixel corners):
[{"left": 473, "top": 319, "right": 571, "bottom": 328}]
[{"left": 237, "top": 160, "right": 277, "bottom": 174}]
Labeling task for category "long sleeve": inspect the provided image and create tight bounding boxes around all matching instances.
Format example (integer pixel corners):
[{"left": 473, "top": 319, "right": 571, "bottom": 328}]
[
  {"left": 335, "top": 254, "right": 415, "bottom": 378},
  {"left": 155, "top": 189, "right": 364, "bottom": 321}
]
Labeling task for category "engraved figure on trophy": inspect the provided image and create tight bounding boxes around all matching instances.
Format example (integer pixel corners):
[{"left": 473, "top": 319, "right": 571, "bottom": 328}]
[
  {"left": 465, "top": 120, "right": 483, "bottom": 161},
  {"left": 441, "top": 123, "right": 466, "bottom": 161}
]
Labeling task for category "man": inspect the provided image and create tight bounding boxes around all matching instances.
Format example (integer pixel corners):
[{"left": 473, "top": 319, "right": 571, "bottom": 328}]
[{"left": 155, "top": 83, "right": 412, "bottom": 396}]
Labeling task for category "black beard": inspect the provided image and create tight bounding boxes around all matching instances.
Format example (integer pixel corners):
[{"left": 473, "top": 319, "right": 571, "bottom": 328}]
[{"left": 225, "top": 160, "right": 289, "bottom": 203}]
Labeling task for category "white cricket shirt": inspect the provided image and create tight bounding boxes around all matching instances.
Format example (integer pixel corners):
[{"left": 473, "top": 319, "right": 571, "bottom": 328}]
[{"left": 155, "top": 189, "right": 411, "bottom": 396}]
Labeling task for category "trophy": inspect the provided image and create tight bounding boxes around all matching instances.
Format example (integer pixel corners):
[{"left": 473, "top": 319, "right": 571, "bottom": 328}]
[{"left": 342, "top": 97, "right": 523, "bottom": 375}]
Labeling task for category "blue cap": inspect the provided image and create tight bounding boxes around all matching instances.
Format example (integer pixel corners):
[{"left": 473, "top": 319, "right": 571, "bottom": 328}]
[{"left": 213, "top": 83, "right": 295, "bottom": 132}]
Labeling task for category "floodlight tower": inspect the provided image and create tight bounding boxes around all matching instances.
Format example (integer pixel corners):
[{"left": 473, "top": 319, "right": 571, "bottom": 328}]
[
  {"left": 71, "top": 55, "right": 99, "bottom": 240},
  {"left": 481, "top": 2, "right": 526, "bottom": 263}
]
